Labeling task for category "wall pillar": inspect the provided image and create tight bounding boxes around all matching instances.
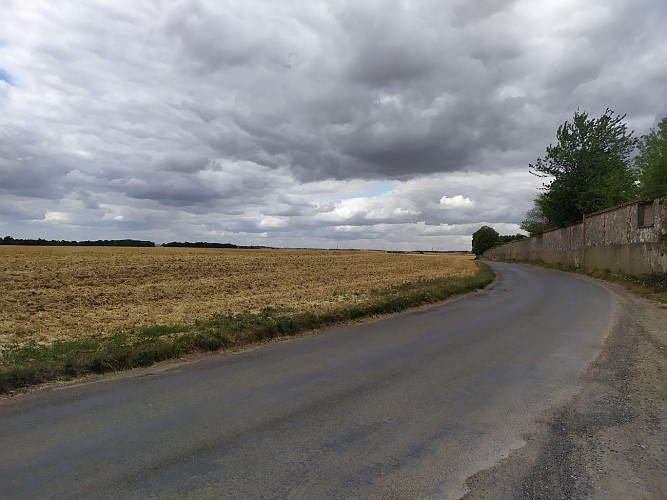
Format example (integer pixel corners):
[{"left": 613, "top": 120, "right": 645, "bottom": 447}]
[{"left": 582, "top": 212, "right": 586, "bottom": 268}]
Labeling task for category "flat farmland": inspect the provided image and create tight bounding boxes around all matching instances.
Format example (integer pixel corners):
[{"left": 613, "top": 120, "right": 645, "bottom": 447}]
[{"left": 1, "top": 246, "right": 477, "bottom": 347}]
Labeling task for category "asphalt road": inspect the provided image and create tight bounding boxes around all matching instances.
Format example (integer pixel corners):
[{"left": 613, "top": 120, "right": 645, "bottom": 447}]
[{"left": 0, "top": 262, "right": 617, "bottom": 499}]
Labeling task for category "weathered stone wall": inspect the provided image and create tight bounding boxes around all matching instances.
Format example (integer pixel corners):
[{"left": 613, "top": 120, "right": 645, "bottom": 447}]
[{"left": 484, "top": 197, "right": 667, "bottom": 274}]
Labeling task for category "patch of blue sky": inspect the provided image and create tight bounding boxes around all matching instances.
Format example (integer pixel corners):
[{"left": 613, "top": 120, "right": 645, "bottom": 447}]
[
  {"left": 0, "top": 68, "right": 13, "bottom": 85},
  {"left": 345, "top": 180, "right": 394, "bottom": 199}
]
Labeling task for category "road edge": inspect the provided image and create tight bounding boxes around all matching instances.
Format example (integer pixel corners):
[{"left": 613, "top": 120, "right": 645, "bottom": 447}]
[{"left": 462, "top": 273, "right": 667, "bottom": 498}]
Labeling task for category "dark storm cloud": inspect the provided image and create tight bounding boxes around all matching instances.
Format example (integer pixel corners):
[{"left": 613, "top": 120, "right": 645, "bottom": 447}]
[
  {"left": 0, "top": 159, "right": 62, "bottom": 198},
  {"left": 144, "top": 0, "right": 546, "bottom": 182},
  {"left": 149, "top": 153, "right": 211, "bottom": 173},
  {"left": 0, "top": 126, "right": 75, "bottom": 199},
  {"left": 336, "top": 3, "right": 440, "bottom": 87}
]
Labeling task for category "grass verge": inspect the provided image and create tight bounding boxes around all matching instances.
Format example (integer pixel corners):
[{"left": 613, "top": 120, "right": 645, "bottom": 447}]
[
  {"left": 0, "top": 263, "right": 495, "bottom": 395},
  {"left": 489, "top": 258, "right": 667, "bottom": 303}
]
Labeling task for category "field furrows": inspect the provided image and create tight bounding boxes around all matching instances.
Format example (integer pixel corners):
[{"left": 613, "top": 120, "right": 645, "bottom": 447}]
[{"left": 1, "top": 247, "right": 475, "bottom": 346}]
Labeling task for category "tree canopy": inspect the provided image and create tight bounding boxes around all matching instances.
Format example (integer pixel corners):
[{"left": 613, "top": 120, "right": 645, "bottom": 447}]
[
  {"left": 520, "top": 193, "right": 552, "bottom": 236},
  {"left": 636, "top": 117, "right": 667, "bottom": 200},
  {"left": 471, "top": 226, "right": 524, "bottom": 255},
  {"left": 529, "top": 108, "right": 638, "bottom": 227},
  {"left": 471, "top": 226, "right": 500, "bottom": 255}
]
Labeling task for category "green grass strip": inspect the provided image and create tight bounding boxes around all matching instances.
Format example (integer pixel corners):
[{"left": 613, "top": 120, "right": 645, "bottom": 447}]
[{"left": 0, "top": 263, "right": 495, "bottom": 395}]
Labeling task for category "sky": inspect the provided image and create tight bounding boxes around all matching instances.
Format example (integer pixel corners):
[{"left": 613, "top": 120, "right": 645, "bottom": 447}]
[{"left": 1, "top": 0, "right": 665, "bottom": 251}]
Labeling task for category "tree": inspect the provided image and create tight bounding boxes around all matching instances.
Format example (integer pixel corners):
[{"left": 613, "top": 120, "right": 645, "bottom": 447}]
[
  {"left": 520, "top": 194, "right": 552, "bottom": 235},
  {"left": 636, "top": 117, "right": 667, "bottom": 200},
  {"left": 498, "top": 234, "right": 526, "bottom": 244},
  {"left": 530, "top": 108, "right": 638, "bottom": 227},
  {"left": 472, "top": 226, "right": 500, "bottom": 255}
]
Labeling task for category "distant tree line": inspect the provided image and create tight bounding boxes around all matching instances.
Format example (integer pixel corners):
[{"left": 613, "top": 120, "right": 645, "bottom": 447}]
[
  {"left": 162, "top": 241, "right": 239, "bottom": 249},
  {"left": 162, "top": 241, "right": 271, "bottom": 249},
  {"left": 0, "top": 237, "right": 280, "bottom": 249},
  {"left": 1, "top": 236, "right": 155, "bottom": 247}
]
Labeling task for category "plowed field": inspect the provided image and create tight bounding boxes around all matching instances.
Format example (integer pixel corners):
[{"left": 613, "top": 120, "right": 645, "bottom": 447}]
[{"left": 1, "top": 246, "right": 475, "bottom": 346}]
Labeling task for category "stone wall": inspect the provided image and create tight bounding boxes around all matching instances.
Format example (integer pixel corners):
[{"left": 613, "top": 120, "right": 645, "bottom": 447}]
[{"left": 484, "top": 197, "right": 667, "bottom": 274}]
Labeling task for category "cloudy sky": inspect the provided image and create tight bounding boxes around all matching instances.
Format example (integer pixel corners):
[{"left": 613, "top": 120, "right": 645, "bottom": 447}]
[{"left": 1, "top": 0, "right": 665, "bottom": 250}]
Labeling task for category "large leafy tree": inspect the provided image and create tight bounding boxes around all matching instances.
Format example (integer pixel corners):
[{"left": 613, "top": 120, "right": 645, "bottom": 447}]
[
  {"left": 471, "top": 226, "right": 500, "bottom": 255},
  {"left": 636, "top": 117, "right": 667, "bottom": 200},
  {"left": 530, "top": 109, "right": 638, "bottom": 227}
]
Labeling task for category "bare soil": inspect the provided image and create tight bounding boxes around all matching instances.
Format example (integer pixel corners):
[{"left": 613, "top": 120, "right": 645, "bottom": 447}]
[{"left": 463, "top": 283, "right": 667, "bottom": 499}]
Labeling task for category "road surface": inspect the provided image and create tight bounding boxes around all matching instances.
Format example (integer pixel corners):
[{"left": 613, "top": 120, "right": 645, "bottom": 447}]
[{"left": 0, "top": 262, "right": 618, "bottom": 499}]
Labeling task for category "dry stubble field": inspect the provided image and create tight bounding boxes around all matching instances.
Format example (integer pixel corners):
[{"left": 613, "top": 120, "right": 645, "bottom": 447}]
[{"left": 1, "top": 246, "right": 476, "bottom": 347}]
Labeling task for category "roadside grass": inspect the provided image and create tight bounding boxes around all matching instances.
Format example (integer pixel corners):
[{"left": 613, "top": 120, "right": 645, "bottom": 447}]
[
  {"left": 490, "top": 258, "right": 667, "bottom": 303},
  {"left": 0, "top": 263, "right": 495, "bottom": 395}
]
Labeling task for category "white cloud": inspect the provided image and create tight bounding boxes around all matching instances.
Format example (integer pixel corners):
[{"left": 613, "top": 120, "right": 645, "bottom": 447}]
[
  {"left": 439, "top": 195, "right": 476, "bottom": 209},
  {"left": 259, "top": 216, "right": 288, "bottom": 229},
  {"left": 42, "top": 211, "right": 71, "bottom": 224}
]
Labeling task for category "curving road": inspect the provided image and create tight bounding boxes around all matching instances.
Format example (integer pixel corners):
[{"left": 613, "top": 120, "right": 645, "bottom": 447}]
[{"left": 0, "top": 262, "right": 618, "bottom": 499}]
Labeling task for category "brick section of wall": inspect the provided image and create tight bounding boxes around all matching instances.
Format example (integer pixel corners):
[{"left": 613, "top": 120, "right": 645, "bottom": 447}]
[{"left": 484, "top": 197, "right": 667, "bottom": 274}]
